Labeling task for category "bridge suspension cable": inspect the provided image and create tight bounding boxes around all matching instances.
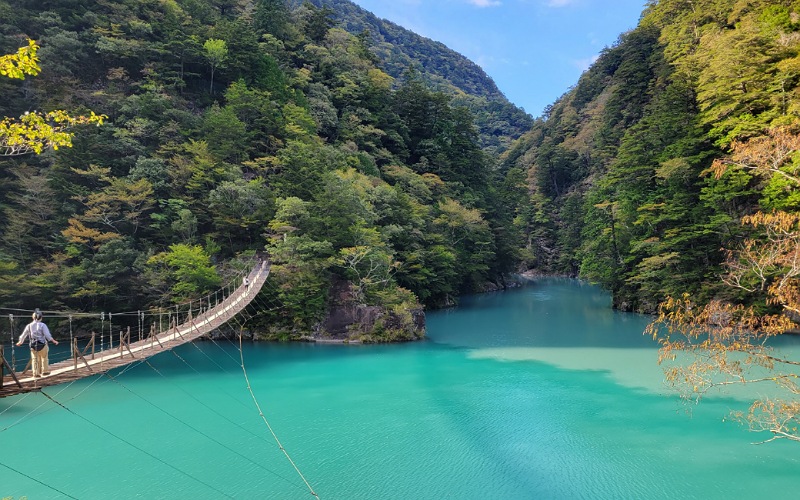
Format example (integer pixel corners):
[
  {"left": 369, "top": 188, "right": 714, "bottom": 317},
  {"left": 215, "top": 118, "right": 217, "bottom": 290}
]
[
  {"left": 0, "top": 459, "right": 79, "bottom": 499},
  {"left": 40, "top": 389, "right": 235, "bottom": 499},
  {"left": 238, "top": 327, "right": 320, "bottom": 499}
]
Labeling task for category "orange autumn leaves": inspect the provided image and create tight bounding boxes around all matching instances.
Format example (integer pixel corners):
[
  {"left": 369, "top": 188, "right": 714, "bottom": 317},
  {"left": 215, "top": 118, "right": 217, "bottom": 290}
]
[{"left": 649, "top": 125, "right": 800, "bottom": 443}]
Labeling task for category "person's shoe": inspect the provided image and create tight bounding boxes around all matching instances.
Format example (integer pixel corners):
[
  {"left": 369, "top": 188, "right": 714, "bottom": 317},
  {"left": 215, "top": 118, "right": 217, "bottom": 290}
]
[
  {"left": 43, "top": 372, "right": 51, "bottom": 375},
  {"left": 33, "top": 375, "right": 41, "bottom": 378}
]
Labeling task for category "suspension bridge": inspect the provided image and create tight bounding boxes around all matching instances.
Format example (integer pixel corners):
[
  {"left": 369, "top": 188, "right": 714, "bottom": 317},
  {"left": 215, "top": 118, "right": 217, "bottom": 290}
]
[
  {"left": 0, "top": 260, "right": 270, "bottom": 398},
  {"left": 1, "top": 258, "right": 322, "bottom": 499}
]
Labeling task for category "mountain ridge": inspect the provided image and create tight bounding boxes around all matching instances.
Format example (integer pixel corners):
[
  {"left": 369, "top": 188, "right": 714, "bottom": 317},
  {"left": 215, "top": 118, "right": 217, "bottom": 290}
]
[{"left": 294, "top": 0, "right": 533, "bottom": 153}]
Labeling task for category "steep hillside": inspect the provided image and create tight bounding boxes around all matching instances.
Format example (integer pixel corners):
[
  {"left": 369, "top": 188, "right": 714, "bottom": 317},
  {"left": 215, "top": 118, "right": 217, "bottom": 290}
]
[
  {"left": 505, "top": 0, "right": 800, "bottom": 311},
  {"left": 299, "top": 0, "right": 503, "bottom": 98},
  {"left": 295, "top": 0, "right": 534, "bottom": 153},
  {"left": 0, "top": 0, "right": 524, "bottom": 339}
]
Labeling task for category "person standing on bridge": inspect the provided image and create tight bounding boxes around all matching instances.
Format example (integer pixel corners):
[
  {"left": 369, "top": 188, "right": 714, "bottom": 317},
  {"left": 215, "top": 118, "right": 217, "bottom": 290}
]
[{"left": 16, "top": 311, "right": 58, "bottom": 378}]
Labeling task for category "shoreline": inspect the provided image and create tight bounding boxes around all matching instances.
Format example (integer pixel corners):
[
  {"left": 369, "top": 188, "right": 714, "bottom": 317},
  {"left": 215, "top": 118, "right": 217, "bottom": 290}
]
[{"left": 299, "top": 336, "right": 364, "bottom": 344}]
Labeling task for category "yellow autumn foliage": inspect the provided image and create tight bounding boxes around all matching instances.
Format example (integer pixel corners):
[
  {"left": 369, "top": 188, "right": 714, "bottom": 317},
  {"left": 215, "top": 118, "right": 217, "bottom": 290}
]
[{"left": 0, "top": 40, "right": 106, "bottom": 156}]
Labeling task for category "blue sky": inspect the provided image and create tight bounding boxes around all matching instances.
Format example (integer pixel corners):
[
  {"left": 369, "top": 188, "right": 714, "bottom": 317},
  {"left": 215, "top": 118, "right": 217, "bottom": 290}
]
[{"left": 349, "top": 0, "right": 647, "bottom": 117}]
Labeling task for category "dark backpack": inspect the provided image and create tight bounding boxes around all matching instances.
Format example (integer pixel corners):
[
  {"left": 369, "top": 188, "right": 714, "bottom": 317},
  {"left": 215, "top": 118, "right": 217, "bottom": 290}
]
[{"left": 30, "top": 323, "right": 47, "bottom": 351}]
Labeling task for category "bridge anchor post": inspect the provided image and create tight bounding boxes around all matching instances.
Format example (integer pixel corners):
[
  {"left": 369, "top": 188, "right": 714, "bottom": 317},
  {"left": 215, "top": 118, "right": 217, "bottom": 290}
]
[{"left": 0, "top": 346, "right": 23, "bottom": 389}]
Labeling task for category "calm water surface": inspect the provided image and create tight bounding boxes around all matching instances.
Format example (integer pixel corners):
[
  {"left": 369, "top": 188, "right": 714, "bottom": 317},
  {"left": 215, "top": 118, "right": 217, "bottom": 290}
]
[{"left": 2, "top": 278, "right": 799, "bottom": 499}]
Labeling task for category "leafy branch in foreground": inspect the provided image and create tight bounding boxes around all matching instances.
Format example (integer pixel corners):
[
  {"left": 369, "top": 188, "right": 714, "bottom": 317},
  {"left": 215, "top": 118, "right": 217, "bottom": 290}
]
[
  {"left": 0, "top": 110, "right": 106, "bottom": 156},
  {"left": 647, "top": 295, "right": 800, "bottom": 443},
  {"left": 0, "top": 38, "right": 39, "bottom": 78},
  {"left": 647, "top": 125, "right": 800, "bottom": 444},
  {"left": 0, "top": 40, "right": 105, "bottom": 156}
]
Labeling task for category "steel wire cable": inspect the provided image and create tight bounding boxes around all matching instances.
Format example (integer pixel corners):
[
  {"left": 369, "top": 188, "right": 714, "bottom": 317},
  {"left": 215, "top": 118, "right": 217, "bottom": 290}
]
[
  {"left": 1, "top": 359, "right": 144, "bottom": 431},
  {"left": 40, "top": 389, "right": 234, "bottom": 498},
  {"left": 0, "top": 459, "right": 79, "bottom": 499},
  {"left": 237, "top": 325, "right": 320, "bottom": 499},
  {"left": 137, "top": 357, "right": 307, "bottom": 492},
  {"left": 98, "top": 358, "right": 307, "bottom": 489}
]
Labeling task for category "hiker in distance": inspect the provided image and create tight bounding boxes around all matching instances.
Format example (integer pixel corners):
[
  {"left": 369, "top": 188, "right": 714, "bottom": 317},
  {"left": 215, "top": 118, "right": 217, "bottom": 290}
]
[{"left": 16, "top": 310, "right": 58, "bottom": 378}]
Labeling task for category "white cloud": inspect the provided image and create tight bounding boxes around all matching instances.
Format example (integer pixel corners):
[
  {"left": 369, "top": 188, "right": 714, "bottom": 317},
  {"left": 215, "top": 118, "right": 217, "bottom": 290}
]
[
  {"left": 467, "top": 0, "right": 502, "bottom": 7},
  {"left": 545, "top": 0, "right": 576, "bottom": 6},
  {"left": 574, "top": 54, "right": 599, "bottom": 71}
]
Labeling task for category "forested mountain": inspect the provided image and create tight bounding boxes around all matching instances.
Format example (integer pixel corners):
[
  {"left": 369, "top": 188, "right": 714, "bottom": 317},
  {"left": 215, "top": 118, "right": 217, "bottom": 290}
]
[
  {"left": 0, "top": 0, "right": 527, "bottom": 340},
  {"left": 6, "top": 0, "right": 797, "bottom": 341},
  {"left": 504, "top": 0, "right": 800, "bottom": 312},
  {"left": 294, "top": 0, "right": 534, "bottom": 154},
  {"left": 294, "top": 0, "right": 504, "bottom": 99}
]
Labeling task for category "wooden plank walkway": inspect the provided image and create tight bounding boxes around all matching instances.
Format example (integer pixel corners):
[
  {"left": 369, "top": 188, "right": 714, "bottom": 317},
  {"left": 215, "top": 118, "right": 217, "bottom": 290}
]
[{"left": 0, "top": 262, "right": 269, "bottom": 398}]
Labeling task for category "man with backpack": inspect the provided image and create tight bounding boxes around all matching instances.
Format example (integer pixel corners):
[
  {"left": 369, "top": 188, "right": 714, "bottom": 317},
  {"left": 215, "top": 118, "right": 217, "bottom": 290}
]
[{"left": 16, "top": 310, "right": 58, "bottom": 378}]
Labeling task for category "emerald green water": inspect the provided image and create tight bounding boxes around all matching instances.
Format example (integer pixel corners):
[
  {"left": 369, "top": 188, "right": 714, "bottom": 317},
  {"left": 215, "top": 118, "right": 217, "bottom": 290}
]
[{"left": 2, "top": 278, "right": 799, "bottom": 499}]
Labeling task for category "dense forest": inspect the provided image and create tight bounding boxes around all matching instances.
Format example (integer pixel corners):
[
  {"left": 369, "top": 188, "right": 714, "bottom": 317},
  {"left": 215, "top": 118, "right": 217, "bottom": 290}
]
[
  {"left": 506, "top": 0, "right": 800, "bottom": 313},
  {"left": 0, "top": 0, "right": 530, "bottom": 340},
  {"left": 292, "top": 0, "right": 534, "bottom": 154},
  {"left": 4, "top": 0, "right": 800, "bottom": 342}
]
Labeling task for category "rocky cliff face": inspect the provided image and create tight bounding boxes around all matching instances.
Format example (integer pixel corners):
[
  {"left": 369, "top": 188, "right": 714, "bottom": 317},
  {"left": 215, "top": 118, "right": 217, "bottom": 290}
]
[{"left": 316, "top": 280, "right": 425, "bottom": 342}]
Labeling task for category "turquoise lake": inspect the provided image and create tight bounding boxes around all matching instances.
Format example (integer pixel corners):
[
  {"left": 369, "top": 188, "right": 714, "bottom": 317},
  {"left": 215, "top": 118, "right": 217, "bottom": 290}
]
[{"left": 2, "top": 278, "right": 800, "bottom": 499}]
